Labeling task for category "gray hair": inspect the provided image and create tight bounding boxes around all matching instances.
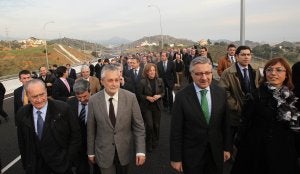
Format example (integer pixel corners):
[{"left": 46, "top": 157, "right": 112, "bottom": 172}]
[
  {"left": 73, "top": 79, "right": 90, "bottom": 94},
  {"left": 112, "top": 62, "right": 123, "bottom": 71},
  {"left": 189, "top": 56, "right": 212, "bottom": 73},
  {"left": 81, "top": 65, "right": 90, "bottom": 72},
  {"left": 101, "top": 64, "right": 120, "bottom": 79},
  {"left": 24, "top": 79, "right": 47, "bottom": 93}
]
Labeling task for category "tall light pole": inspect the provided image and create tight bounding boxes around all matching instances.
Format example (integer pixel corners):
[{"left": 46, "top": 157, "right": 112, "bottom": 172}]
[
  {"left": 43, "top": 21, "right": 54, "bottom": 69},
  {"left": 240, "top": 0, "right": 245, "bottom": 45},
  {"left": 148, "top": 4, "right": 163, "bottom": 50}
]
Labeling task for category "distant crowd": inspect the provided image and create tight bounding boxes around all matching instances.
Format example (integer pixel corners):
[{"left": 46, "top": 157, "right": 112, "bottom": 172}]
[{"left": 0, "top": 43, "right": 300, "bottom": 174}]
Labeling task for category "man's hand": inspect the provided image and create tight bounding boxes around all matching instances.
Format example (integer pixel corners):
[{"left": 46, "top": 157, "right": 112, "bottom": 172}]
[
  {"left": 146, "top": 96, "right": 155, "bottom": 103},
  {"left": 136, "top": 155, "right": 146, "bottom": 166},
  {"left": 88, "top": 156, "right": 96, "bottom": 164},
  {"left": 153, "top": 95, "right": 161, "bottom": 100},
  {"left": 224, "top": 151, "right": 231, "bottom": 162},
  {"left": 170, "top": 161, "right": 183, "bottom": 172}
]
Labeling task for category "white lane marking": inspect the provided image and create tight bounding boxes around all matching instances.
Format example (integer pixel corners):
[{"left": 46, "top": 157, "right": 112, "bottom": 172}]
[
  {"left": 4, "top": 96, "right": 13, "bottom": 100},
  {"left": 1, "top": 155, "right": 21, "bottom": 173}
]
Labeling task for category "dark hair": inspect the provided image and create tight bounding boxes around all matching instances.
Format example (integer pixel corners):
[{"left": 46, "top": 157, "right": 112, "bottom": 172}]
[
  {"left": 292, "top": 62, "right": 300, "bottom": 87},
  {"left": 236, "top": 45, "right": 251, "bottom": 55},
  {"left": 262, "top": 57, "right": 294, "bottom": 89},
  {"left": 131, "top": 57, "right": 140, "bottom": 63},
  {"left": 142, "top": 63, "right": 158, "bottom": 78},
  {"left": 56, "top": 66, "right": 67, "bottom": 78},
  {"left": 104, "top": 58, "right": 110, "bottom": 63},
  {"left": 200, "top": 46, "right": 208, "bottom": 51},
  {"left": 19, "top": 70, "right": 31, "bottom": 78},
  {"left": 98, "top": 58, "right": 102, "bottom": 63},
  {"left": 227, "top": 43, "right": 236, "bottom": 50}
]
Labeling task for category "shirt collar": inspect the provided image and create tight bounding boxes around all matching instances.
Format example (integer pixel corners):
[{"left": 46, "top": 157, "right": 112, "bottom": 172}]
[
  {"left": 237, "top": 62, "right": 249, "bottom": 70},
  {"left": 104, "top": 90, "right": 119, "bottom": 102},
  {"left": 193, "top": 82, "right": 210, "bottom": 93},
  {"left": 33, "top": 102, "right": 48, "bottom": 114}
]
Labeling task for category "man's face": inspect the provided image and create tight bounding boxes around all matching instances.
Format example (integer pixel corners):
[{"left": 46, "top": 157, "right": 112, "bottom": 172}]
[
  {"left": 101, "top": 71, "right": 120, "bottom": 96},
  {"left": 161, "top": 53, "right": 167, "bottom": 61},
  {"left": 40, "top": 67, "right": 47, "bottom": 76},
  {"left": 20, "top": 74, "right": 32, "bottom": 85},
  {"left": 200, "top": 49, "right": 207, "bottom": 57},
  {"left": 66, "top": 64, "right": 70, "bottom": 70},
  {"left": 236, "top": 49, "right": 252, "bottom": 67},
  {"left": 81, "top": 69, "right": 90, "bottom": 79},
  {"left": 227, "top": 47, "right": 236, "bottom": 56},
  {"left": 191, "top": 49, "right": 196, "bottom": 56},
  {"left": 76, "top": 91, "right": 90, "bottom": 104},
  {"left": 27, "top": 83, "right": 48, "bottom": 109},
  {"left": 131, "top": 59, "right": 140, "bottom": 69},
  {"left": 191, "top": 63, "right": 213, "bottom": 89}
]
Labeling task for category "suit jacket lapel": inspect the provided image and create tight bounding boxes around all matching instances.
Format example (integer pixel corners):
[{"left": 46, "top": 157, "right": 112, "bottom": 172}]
[
  {"left": 186, "top": 85, "right": 208, "bottom": 126},
  {"left": 116, "top": 90, "right": 125, "bottom": 129},
  {"left": 23, "top": 105, "right": 35, "bottom": 129},
  {"left": 209, "top": 84, "right": 218, "bottom": 125},
  {"left": 42, "top": 101, "right": 54, "bottom": 141},
  {"left": 97, "top": 91, "right": 113, "bottom": 129}
]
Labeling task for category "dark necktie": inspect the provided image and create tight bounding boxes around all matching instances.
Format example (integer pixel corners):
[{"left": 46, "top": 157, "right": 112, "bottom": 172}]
[
  {"left": 243, "top": 68, "right": 251, "bottom": 93},
  {"left": 231, "top": 56, "right": 234, "bottom": 63},
  {"left": 109, "top": 98, "right": 116, "bottom": 127},
  {"left": 200, "top": 90, "right": 210, "bottom": 123},
  {"left": 36, "top": 111, "right": 44, "bottom": 140},
  {"left": 134, "top": 70, "right": 138, "bottom": 79},
  {"left": 79, "top": 103, "right": 86, "bottom": 124}
]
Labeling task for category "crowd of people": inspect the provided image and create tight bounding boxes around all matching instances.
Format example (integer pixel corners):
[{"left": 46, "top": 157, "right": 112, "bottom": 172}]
[{"left": 0, "top": 44, "right": 299, "bottom": 174}]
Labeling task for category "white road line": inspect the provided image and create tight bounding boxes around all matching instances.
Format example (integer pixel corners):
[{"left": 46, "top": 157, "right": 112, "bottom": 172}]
[
  {"left": 1, "top": 155, "right": 21, "bottom": 173},
  {"left": 4, "top": 96, "right": 13, "bottom": 100}
]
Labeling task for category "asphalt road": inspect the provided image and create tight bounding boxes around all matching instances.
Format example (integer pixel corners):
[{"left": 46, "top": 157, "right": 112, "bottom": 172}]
[{"left": 1, "top": 94, "right": 25, "bottom": 174}]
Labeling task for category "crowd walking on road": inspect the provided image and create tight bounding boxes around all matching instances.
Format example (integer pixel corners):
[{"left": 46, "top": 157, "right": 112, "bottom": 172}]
[{"left": 0, "top": 44, "right": 299, "bottom": 174}]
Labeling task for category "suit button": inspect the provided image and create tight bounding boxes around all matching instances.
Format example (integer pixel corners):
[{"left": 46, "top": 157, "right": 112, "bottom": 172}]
[
  {"left": 114, "top": 132, "right": 116, "bottom": 135},
  {"left": 112, "top": 143, "right": 115, "bottom": 146}
]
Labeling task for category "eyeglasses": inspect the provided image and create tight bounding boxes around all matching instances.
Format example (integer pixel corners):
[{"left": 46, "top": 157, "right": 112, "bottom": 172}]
[
  {"left": 193, "top": 71, "right": 212, "bottom": 77},
  {"left": 265, "top": 67, "right": 286, "bottom": 74}
]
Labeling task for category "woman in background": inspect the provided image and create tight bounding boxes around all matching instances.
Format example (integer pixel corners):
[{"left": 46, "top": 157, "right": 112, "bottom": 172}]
[
  {"left": 137, "top": 63, "right": 164, "bottom": 153},
  {"left": 231, "top": 58, "right": 300, "bottom": 174}
]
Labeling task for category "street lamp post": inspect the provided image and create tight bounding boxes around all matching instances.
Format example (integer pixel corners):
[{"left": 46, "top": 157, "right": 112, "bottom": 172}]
[
  {"left": 148, "top": 4, "right": 163, "bottom": 50},
  {"left": 240, "top": 0, "right": 245, "bottom": 45},
  {"left": 43, "top": 21, "right": 54, "bottom": 69}
]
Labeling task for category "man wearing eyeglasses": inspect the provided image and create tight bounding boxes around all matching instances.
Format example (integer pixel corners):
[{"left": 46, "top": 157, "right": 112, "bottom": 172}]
[
  {"left": 219, "top": 46, "right": 260, "bottom": 150},
  {"left": 170, "top": 57, "right": 232, "bottom": 174}
]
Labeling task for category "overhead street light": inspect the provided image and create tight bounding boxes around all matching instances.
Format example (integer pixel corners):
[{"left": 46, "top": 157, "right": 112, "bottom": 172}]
[
  {"left": 148, "top": 4, "right": 163, "bottom": 50},
  {"left": 43, "top": 21, "right": 54, "bottom": 69},
  {"left": 240, "top": 0, "right": 245, "bottom": 45}
]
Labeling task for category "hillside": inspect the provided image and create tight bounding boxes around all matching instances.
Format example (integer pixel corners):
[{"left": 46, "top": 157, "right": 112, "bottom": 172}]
[
  {"left": 0, "top": 44, "right": 93, "bottom": 76},
  {"left": 120, "top": 35, "right": 195, "bottom": 49},
  {"left": 49, "top": 37, "right": 111, "bottom": 54}
]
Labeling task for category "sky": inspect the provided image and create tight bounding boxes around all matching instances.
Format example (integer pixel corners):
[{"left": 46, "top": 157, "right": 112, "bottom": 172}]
[{"left": 0, "top": 0, "right": 300, "bottom": 44}]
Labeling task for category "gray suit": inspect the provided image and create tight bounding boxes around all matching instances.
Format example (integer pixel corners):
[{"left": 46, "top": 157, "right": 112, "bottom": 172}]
[{"left": 87, "top": 89, "right": 146, "bottom": 168}]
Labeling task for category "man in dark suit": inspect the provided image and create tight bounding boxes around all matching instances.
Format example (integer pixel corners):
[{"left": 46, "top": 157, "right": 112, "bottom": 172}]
[
  {"left": 94, "top": 59, "right": 102, "bottom": 80},
  {"left": 89, "top": 62, "right": 95, "bottom": 76},
  {"left": 170, "top": 57, "right": 232, "bottom": 174},
  {"left": 157, "top": 51, "right": 176, "bottom": 111},
  {"left": 66, "top": 63, "right": 77, "bottom": 80},
  {"left": 14, "top": 70, "right": 32, "bottom": 125},
  {"left": 128, "top": 57, "right": 143, "bottom": 94},
  {"left": 52, "top": 66, "right": 75, "bottom": 102},
  {"left": 16, "top": 79, "right": 81, "bottom": 174},
  {"left": 67, "top": 79, "right": 100, "bottom": 174},
  {"left": 38, "top": 66, "right": 56, "bottom": 97},
  {"left": 87, "top": 64, "right": 146, "bottom": 174},
  {"left": 0, "top": 82, "right": 8, "bottom": 123}
]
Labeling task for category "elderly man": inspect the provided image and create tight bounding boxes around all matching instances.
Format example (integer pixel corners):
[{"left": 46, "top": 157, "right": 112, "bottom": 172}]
[
  {"left": 170, "top": 57, "right": 232, "bottom": 174},
  {"left": 67, "top": 79, "right": 100, "bottom": 174},
  {"left": 87, "top": 64, "right": 146, "bottom": 174},
  {"left": 79, "top": 65, "right": 101, "bottom": 95},
  {"left": 16, "top": 79, "right": 81, "bottom": 174},
  {"left": 38, "top": 66, "right": 56, "bottom": 96}
]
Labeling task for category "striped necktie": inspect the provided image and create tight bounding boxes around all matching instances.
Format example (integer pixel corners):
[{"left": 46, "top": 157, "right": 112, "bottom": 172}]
[{"left": 79, "top": 103, "right": 86, "bottom": 123}]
